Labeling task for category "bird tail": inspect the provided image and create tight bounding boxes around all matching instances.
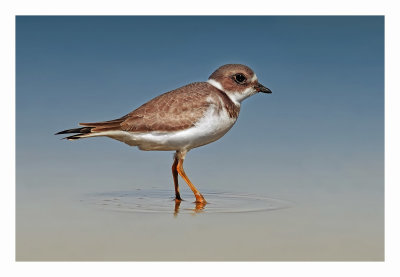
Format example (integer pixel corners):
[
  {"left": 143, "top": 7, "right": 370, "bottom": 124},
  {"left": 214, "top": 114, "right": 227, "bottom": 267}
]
[
  {"left": 55, "top": 127, "right": 96, "bottom": 140},
  {"left": 55, "top": 116, "right": 128, "bottom": 141}
]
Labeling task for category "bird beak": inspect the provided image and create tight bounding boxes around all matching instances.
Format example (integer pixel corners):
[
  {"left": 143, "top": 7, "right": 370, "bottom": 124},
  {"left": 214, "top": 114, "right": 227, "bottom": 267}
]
[{"left": 255, "top": 82, "right": 272, "bottom": 93}]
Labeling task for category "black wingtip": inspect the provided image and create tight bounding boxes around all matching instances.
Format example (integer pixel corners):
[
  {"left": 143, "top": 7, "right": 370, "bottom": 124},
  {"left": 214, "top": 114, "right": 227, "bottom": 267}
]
[
  {"left": 64, "top": 134, "right": 83, "bottom": 140},
  {"left": 55, "top": 127, "right": 93, "bottom": 135},
  {"left": 57, "top": 134, "right": 84, "bottom": 140}
]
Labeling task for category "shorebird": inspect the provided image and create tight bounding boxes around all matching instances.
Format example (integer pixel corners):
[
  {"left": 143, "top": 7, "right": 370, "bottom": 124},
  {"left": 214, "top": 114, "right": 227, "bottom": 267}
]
[{"left": 56, "top": 64, "right": 271, "bottom": 205}]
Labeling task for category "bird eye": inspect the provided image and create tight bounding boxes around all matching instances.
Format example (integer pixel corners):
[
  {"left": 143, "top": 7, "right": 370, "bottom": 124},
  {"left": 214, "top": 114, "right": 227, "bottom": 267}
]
[{"left": 234, "top": 73, "right": 246, "bottom": 84}]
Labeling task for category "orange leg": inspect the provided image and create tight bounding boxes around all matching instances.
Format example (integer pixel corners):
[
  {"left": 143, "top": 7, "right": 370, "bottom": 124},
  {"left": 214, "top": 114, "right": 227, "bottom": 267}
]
[
  {"left": 171, "top": 156, "right": 182, "bottom": 201},
  {"left": 176, "top": 157, "right": 207, "bottom": 204}
]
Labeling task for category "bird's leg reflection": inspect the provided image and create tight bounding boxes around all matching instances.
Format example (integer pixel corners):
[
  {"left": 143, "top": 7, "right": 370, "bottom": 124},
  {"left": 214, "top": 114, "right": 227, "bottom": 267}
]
[
  {"left": 194, "top": 201, "right": 206, "bottom": 212},
  {"left": 174, "top": 199, "right": 181, "bottom": 216},
  {"left": 173, "top": 198, "right": 207, "bottom": 216}
]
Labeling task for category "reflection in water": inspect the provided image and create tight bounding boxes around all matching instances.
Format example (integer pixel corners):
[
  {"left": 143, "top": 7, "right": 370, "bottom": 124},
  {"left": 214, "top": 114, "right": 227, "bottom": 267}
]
[
  {"left": 174, "top": 199, "right": 180, "bottom": 216},
  {"left": 84, "top": 188, "right": 289, "bottom": 215},
  {"left": 194, "top": 201, "right": 207, "bottom": 212},
  {"left": 173, "top": 199, "right": 206, "bottom": 216}
]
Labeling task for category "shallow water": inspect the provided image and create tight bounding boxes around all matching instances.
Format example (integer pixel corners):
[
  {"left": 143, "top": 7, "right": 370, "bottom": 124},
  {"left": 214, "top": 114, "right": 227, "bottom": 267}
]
[
  {"left": 84, "top": 189, "right": 290, "bottom": 215},
  {"left": 16, "top": 177, "right": 383, "bottom": 261}
]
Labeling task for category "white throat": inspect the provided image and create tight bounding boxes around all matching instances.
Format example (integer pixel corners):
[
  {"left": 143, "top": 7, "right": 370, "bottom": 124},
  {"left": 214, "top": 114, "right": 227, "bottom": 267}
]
[
  {"left": 207, "top": 79, "right": 257, "bottom": 105},
  {"left": 207, "top": 79, "right": 224, "bottom": 91}
]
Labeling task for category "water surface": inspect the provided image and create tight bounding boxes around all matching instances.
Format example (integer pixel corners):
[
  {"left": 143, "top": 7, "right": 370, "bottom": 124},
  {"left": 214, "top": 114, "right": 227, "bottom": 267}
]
[{"left": 16, "top": 177, "right": 383, "bottom": 261}]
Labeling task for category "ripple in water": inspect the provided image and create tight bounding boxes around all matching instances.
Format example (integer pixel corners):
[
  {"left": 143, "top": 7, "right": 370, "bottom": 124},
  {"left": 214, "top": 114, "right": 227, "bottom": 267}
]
[{"left": 84, "top": 188, "right": 290, "bottom": 215}]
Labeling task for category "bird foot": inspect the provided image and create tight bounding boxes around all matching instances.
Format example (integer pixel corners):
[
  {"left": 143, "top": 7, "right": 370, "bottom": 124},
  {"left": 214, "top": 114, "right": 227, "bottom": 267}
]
[{"left": 195, "top": 195, "right": 207, "bottom": 204}]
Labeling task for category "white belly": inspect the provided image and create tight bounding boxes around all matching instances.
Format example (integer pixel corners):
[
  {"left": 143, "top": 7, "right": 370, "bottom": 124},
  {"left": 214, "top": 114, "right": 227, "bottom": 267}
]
[{"left": 102, "top": 105, "right": 237, "bottom": 151}]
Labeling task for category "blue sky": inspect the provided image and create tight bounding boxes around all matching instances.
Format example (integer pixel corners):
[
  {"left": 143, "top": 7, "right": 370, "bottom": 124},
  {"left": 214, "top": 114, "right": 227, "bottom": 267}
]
[{"left": 16, "top": 16, "right": 383, "bottom": 196}]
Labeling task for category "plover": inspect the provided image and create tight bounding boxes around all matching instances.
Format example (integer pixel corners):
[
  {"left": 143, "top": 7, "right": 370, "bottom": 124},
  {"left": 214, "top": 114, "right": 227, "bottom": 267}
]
[{"left": 56, "top": 64, "right": 271, "bottom": 204}]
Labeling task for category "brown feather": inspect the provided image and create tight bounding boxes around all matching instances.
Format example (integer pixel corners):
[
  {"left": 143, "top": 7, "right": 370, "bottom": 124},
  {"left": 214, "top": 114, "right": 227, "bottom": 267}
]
[{"left": 78, "top": 82, "right": 239, "bottom": 133}]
